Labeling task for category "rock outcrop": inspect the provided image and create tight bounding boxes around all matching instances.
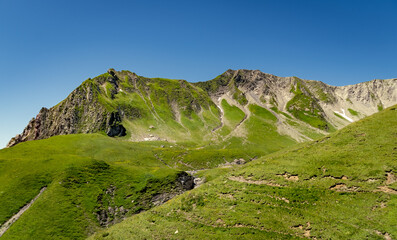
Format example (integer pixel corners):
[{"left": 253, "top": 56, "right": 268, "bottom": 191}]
[
  {"left": 7, "top": 69, "right": 128, "bottom": 147},
  {"left": 7, "top": 83, "right": 108, "bottom": 147}
]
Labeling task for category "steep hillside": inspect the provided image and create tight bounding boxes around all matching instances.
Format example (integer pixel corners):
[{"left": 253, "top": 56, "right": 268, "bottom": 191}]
[
  {"left": 8, "top": 69, "right": 397, "bottom": 147},
  {"left": 90, "top": 105, "right": 397, "bottom": 240}
]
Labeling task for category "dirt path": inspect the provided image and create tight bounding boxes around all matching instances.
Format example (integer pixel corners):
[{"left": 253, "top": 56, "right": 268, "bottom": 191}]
[{"left": 0, "top": 187, "right": 47, "bottom": 237}]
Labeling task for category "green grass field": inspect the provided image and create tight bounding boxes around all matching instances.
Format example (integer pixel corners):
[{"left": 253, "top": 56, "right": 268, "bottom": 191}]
[
  {"left": 0, "top": 134, "right": 190, "bottom": 239},
  {"left": 88, "top": 105, "right": 397, "bottom": 240}
]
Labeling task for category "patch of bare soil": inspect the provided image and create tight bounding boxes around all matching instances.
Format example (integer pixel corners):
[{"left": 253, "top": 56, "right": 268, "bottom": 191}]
[
  {"left": 277, "top": 172, "right": 299, "bottom": 181},
  {"left": 329, "top": 183, "right": 359, "bottom": 192},
  {"left": 375, "top": 186, "right": 397, "bottom": 195},
  {"left": 386, "top": 171, "right": 397, "bottom": 185},
  {"left": 266, "top": 194, "right": 290, "bottom": 203},
  {"left": 375, "top": 230, "right": 392, "bottom": 240},
  {"left": 367, "top": 178, "right": 379, "bottom": 183},
  {"left": 291, "top": 222, "right": 311, "bottom": 238},
  {"left": 372, "top": 202, "right": 387, "bottom": 211},
  {"left": 323, "top": 175, "right": 348, "bottom": 180}
]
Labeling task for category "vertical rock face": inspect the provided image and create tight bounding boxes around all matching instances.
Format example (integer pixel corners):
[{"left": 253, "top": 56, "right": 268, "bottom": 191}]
[{"left": 106, "top": 112, "right": 126, "bottom": 137}]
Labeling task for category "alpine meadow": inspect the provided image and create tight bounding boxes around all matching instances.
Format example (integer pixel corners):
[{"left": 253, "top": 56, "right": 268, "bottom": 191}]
[
  {"left": 1, "top": 69, "right": 396, "bottom": 239},
  {"left": 1, "top": 1, "right": 397, "bottom": 239}
]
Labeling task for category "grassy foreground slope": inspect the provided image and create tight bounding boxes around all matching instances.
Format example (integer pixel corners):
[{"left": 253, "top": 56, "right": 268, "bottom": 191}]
[
  {"left": 90, "top": 105, "right": 397, "bottom": 240},
  {"left": 0, "top": 134, "right": 196, "bottom": 239}
]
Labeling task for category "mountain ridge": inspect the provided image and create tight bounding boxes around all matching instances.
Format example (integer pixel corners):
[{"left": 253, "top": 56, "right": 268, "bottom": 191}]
[{"left": 7, "top": 68, "right": 397, "bottom": 147}]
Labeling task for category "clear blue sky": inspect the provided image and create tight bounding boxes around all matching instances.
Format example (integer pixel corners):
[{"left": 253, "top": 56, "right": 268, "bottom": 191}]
[{"left": 1, "top": 0, "right": 396, "bottom": 148}]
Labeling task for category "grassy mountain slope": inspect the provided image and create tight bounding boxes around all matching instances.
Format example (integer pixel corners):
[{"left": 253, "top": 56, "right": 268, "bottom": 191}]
[
  {"left": 10, "top": 69, "right": 395, "bottom": 149},
  {"left": 89, "top": 105, "right": 397, "bottom": 240}
]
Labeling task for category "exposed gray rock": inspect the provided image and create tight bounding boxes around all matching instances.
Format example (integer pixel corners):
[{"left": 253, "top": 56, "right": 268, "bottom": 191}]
[
  {"left": 106, "top": 112, "right": 126, "bottom": 137},
  {"left": 96, "top": 185, "right": 117, "bottom": 227},
  {"left": 186, "top": 170, "right": 206, "bottom": 188},
  {"left": 233, "top": 158, "right": 246, "bottom": 165},
  {"left": 177, "top": 171, "right": 195, "bottom": 190},
  {"left": 6, "top": 71, "right": 134, "bottom": 147},
  {"left": 151, "top": 171, "right": 195, "bottom": 206},
  {"left": 7, "top": 82, "right": 109, "bottom": 147},
  {"left": 151, "top": 192, "right": 178, "bottom": 206}
]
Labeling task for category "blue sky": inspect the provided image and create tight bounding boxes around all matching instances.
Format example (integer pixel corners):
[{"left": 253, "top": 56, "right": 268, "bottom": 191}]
[{"left": 0, "top": 0, "right": 396, "bottom": 148}]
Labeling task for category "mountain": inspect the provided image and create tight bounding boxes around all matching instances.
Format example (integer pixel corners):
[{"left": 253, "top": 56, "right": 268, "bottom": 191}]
[
  {"left": 196, "top": 69, "right": 396, "bottom": 131},
  {"left": 1, "top": 69, "right": 396, "bottom": 239},
  {"left": 8, "top": 69, "right": 397, "bottom": 147},
  {"left": 7, "top": 69, "right": 219, "bottom": 147},
  {"left": 89, "top": 105, "right": 397, "bottom": 240}
]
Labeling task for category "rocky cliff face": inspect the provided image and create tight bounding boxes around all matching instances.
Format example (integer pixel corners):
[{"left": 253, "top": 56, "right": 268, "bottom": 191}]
[
  {"left": 7, "top": 69, "right": 128, "bottom": 147},
  {"left": 8, "top": 83, "right": 108, "bottom": 147},
  {"left": 8, "top": 69, "right": 397, "bottom": 147}
]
